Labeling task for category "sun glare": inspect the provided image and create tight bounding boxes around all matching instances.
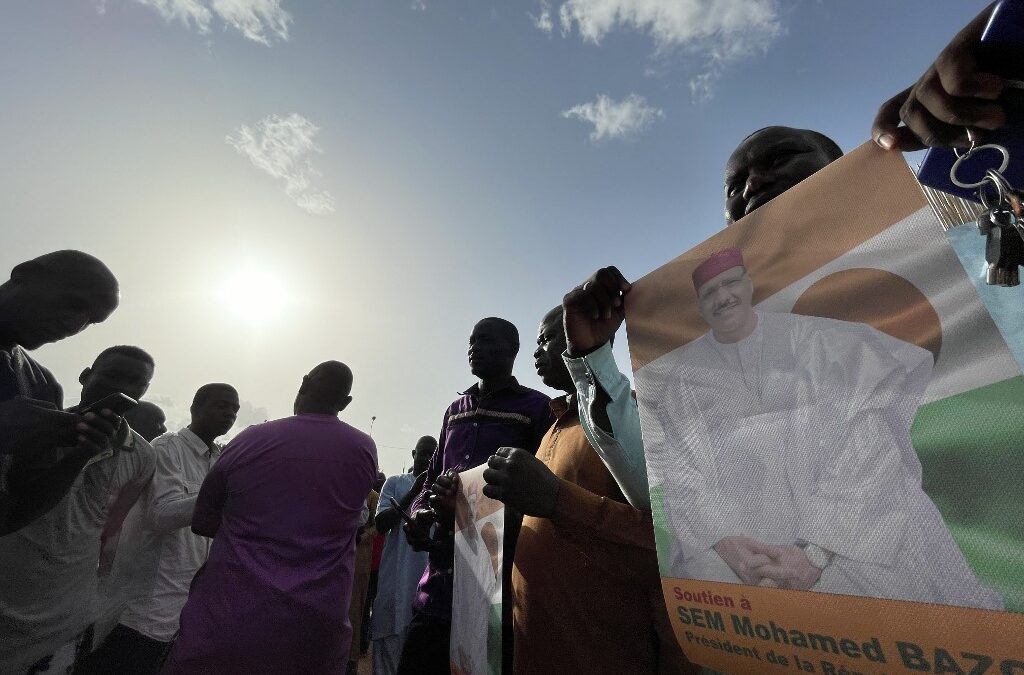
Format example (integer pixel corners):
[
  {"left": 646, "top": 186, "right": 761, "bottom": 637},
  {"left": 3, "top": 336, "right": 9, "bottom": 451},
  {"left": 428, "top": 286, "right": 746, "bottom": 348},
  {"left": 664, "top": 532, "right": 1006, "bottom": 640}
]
[{"left": 219, "top": 268, "right": 288, "bottom": 322}]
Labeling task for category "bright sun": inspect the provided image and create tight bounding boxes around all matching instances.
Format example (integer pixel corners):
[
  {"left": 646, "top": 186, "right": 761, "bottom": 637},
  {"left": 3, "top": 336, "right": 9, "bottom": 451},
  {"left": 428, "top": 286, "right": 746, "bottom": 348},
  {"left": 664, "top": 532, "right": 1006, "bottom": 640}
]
[{"left": 219, "top": 268, "right": 288, "bottom": 321}]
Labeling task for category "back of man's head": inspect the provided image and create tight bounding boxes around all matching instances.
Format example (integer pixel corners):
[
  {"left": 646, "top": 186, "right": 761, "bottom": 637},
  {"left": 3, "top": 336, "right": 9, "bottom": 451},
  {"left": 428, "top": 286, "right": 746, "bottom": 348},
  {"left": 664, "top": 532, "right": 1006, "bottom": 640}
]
[{"left": 295, "top": 361, "right": 354, "bottom": 414}]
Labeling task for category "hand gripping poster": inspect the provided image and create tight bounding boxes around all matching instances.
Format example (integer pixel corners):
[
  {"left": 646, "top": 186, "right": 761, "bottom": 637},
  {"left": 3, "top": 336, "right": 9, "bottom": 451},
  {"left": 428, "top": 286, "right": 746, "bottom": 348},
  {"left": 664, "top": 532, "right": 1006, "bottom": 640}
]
[
  {"left": 450, "top": 464, "right": 504, "bottom": 675},
  {"left": 625, "top": 143, "right": 1024, "bottom": 675}
]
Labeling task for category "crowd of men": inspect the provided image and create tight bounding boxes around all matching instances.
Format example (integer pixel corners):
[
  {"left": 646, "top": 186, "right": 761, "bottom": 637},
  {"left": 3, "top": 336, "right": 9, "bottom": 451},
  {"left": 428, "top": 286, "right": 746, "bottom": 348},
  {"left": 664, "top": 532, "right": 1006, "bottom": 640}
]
[{"left": 0, "top": 5, "right": 1018, "bottom": 674}]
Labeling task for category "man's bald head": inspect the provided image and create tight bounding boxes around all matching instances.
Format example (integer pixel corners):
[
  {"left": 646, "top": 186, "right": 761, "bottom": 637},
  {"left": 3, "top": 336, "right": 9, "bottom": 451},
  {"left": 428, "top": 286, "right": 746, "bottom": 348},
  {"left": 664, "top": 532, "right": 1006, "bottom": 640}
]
[
  {"left": 294, "top": 360, "right": 354, "bottom": 415},
  {"left": 724, "top": 126, "right": 843, "bottom": 224},
  {"left": 0, "top": 250, "right": 119, "bottom": 350}
]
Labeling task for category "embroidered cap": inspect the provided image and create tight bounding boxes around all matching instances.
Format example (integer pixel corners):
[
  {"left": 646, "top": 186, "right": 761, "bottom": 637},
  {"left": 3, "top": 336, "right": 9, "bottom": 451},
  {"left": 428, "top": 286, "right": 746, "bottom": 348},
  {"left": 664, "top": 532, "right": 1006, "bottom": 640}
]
[{"left": 692, "top": 248, "right": 745, "bottom": 291}]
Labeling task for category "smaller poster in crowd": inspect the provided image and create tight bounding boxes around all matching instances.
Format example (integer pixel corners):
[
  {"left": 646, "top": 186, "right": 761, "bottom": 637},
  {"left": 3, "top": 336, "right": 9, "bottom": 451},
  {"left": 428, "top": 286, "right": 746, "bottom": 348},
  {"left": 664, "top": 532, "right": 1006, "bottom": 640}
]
[{"left": 450, "top": 464, "right": 504, "bottom": 675}]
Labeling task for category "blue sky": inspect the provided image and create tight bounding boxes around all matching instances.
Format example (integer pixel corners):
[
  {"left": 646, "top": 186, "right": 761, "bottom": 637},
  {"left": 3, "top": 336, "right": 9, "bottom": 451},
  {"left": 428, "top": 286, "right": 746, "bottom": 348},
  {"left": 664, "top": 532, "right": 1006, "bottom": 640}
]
[{"left": 1, "top": 0, "right": 985, "bottom": 473}]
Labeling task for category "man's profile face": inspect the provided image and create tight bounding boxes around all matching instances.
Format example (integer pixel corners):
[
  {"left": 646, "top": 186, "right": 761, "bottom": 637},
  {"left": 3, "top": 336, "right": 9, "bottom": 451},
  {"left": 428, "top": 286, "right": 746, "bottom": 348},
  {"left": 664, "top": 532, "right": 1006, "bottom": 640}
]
[
  {"left": 533, "top": 309, "right": 571, "bottom": 391},
  {"left": 468, "top": 320, "right": 516, "bottom": 380},
  {"left": 193, "top": 389, "right": 240, "bottom": 438},
  {"left": 697, "top": 266, "right": 755, "bottom": 335},
  {"left": 724, "top": 127, "right": 838, "bottom": 224},
  {"left": 80, "top": 353, "right": 154, "bottom": 405}
]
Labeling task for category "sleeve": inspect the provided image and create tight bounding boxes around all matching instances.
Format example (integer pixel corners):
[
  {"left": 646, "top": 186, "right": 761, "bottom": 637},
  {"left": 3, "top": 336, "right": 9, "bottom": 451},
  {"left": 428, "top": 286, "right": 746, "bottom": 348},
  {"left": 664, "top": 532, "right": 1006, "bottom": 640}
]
[
  {"left": 191, "top": 454, "right": 228, "bottom": 537},
  {"left": 564, "top": 343, "right": 651, "bottom": 509},
  {"left": 147, "top": 437, "right": 201, "bottom": 534},
  {"left": 376, "top": 476, "right": 399, "bottom": 517},
  {"left": 549, "top": 479, "right": 659, "bottom": 583},
  {"left": 639, "top": 379, "right": 740, "bottom": 560},
  {"left": 410, "top": 411, "right": 449, "bottom": 514},
  {"left": 793, "top": 320, "right": 933, "bottom": 566}
]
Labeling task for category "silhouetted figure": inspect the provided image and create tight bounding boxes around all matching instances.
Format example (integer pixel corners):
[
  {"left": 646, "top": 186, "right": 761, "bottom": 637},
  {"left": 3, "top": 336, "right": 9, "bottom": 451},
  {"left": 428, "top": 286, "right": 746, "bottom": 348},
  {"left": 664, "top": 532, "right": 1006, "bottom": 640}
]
[
  {"left": 0, "top": 345, "right": 156, "bottom": 674},
  {"left": 0, "top": 250, "right": 121, "bottom": 534}
]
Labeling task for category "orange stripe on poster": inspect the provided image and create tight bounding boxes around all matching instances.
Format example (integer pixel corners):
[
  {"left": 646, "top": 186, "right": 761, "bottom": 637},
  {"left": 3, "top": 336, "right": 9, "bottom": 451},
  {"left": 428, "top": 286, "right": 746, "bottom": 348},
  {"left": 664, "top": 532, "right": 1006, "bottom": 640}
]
[
  {"left": 626, "top": 142, "right": 929, "bottom": 371},
  {"left": 661, "top": 578, "right": 1024, "bottom": 675}
]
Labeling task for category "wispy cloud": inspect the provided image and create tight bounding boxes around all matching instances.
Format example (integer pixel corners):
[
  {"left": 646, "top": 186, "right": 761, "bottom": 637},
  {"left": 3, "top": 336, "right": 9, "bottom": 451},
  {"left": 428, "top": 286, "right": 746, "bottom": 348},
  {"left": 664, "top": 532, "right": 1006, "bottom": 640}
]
[
  {"left": 544, "top": 0, "right": 783, "bottom": 100},
  {"left": 530, "top": 0, "right": 554, "bottom": 33},
  {"left": 226, "top": 113, "right": 336, "bottom": 215},
  {"left": 562, "top": 94, "right": 664, "bottom": 141},
  {"left": 129, "top": 0, "right": 291, "bottom": 45}
]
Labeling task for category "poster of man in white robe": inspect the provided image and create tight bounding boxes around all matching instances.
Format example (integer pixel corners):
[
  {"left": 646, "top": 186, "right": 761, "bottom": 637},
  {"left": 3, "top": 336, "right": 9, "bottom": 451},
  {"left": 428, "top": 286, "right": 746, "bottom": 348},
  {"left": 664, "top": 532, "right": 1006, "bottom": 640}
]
[
  {"left": 635, "top": 245, "right": 1002, "bottom": 610},
  {"left": 450, "top": 464, "right": 503, "bottom": 675}
]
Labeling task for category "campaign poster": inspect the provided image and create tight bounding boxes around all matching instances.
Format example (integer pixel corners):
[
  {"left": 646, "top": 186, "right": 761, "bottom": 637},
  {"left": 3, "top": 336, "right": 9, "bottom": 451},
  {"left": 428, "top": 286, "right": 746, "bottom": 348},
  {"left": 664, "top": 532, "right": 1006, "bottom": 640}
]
[
  {"left": 625, "top": 142, "right": 1024, "bottom": 675},
  {"left": 450, "top": 464, "right": 504, "bottom": 675}
]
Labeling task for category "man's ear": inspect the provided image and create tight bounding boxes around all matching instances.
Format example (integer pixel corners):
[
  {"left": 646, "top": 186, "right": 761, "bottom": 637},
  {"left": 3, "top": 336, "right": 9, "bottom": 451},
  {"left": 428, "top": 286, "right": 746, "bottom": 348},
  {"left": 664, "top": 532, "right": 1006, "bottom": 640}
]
[
  {"left": 338, "top": 395, "right": 353, "bottom": 412},
  {"left": 78, "top": 367, "right": 91, "bottom": 386}
]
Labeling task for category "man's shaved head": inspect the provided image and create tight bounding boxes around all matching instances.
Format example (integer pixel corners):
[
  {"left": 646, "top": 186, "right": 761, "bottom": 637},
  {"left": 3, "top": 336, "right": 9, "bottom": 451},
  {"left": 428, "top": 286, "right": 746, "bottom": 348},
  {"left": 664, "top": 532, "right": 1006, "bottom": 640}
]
[
  {"left": 294, "top": 360, "right": 354, "bottom": 415},
  {"left": 307, "top": 360, "right": 354, "bottom": 398},
  {"left": 477, "top": 317, "right": 519, "bottom": 352}
]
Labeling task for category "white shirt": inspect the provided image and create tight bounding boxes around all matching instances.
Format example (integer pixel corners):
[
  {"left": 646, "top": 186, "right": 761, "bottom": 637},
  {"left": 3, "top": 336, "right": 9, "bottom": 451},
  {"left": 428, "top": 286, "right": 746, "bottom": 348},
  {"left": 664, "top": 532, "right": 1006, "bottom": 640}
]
[
  {"left": 115, "top": 427, "right": 220, "bottom": 642},
  {"left": 0, "top": 426, "right": 155, "bottom": 671}
]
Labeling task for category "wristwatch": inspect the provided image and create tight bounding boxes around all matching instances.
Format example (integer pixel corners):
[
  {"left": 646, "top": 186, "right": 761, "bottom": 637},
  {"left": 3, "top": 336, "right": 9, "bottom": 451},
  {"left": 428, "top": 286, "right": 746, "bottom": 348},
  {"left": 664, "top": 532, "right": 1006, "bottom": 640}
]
[{"left": 798, "top": 542, "right": 833, "bottom": 570}]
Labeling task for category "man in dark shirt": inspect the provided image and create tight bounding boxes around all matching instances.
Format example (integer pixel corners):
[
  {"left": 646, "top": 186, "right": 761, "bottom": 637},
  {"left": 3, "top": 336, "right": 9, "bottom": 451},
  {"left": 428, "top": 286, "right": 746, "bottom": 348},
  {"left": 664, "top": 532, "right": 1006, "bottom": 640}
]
[
  {"left": 0, "top": 250, "right": 122, "bottom": 534},
  {"left": 397, "top": 317, "right": 552, "bottom": 675}
]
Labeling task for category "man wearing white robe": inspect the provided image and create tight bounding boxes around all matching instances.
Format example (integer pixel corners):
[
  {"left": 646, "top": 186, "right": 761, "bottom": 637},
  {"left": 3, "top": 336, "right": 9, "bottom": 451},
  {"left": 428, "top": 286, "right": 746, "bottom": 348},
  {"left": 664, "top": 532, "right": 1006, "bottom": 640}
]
[{"left": 637, "top": 248, "right": 1002, "bottom": 609}]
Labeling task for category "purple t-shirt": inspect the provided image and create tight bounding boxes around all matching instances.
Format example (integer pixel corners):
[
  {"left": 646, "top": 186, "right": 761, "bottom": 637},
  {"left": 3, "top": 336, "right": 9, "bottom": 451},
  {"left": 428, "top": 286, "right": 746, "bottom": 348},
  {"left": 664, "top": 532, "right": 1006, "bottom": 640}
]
[
  {"left": 163, "top": 414, "right": 378, "bottom": 675},
  {"left": 411, "top": 379, "right": 552, "bottom": 620}
]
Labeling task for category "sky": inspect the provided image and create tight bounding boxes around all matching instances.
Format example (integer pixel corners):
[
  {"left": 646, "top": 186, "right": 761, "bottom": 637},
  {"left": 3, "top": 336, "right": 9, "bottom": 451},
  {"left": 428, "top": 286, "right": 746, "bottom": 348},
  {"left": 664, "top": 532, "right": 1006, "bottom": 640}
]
[{"left": 1, "top": 0, "right": 987, "bottom": 475}]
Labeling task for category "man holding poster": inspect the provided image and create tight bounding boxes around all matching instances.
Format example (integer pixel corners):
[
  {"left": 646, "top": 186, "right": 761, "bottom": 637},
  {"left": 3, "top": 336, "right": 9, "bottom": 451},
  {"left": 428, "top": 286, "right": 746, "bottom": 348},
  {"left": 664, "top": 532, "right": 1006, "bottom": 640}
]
[{"left": 637, "top": 247, "right": 1002, "bottom": 609}]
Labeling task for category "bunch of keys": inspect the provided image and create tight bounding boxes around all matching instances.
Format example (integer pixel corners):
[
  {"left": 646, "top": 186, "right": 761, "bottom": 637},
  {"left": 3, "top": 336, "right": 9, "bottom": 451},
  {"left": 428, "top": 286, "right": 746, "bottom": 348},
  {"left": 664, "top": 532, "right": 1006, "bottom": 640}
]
[{"left": 950, "top": 139, "right": 1024, "bottom": 286}]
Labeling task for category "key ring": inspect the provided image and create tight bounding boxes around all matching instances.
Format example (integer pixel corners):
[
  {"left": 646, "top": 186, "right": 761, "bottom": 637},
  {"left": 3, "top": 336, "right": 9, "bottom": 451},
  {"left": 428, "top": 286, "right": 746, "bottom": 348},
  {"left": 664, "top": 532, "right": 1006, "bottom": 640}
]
[{"left": 950, "top": 141, "right": 1011, "bottom": 189}]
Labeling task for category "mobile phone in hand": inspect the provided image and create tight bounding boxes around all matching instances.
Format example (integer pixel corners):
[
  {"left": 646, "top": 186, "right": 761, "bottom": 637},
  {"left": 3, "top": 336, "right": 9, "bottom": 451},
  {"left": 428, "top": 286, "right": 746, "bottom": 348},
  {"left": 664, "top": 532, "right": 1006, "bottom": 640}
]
[
  {"left": 72, "top": 392, "right": 138, "bottom": 417},
  {"left": 389, "top": 496, "right": 417, "bottom": 527}
]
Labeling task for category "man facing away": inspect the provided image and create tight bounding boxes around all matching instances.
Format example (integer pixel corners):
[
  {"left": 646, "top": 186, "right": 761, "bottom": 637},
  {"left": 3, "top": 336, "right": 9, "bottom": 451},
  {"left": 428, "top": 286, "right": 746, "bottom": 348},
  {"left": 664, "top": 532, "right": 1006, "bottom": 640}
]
[
  {"left": 0, "top": 250, "right": 122, "bottom": 535},
  {"left": 162, "top": 361, "right": 378, "bottom": 675},
  {"left": 398, "top": 317, "right": 552, "bottom": 675},
  {"left": 0, "top": 345, "right": 157, "bottom": 674},
  {"left": 79, "top": 384, "right": 239, "bottom": 675},
  {"left": 481, "top": 306, "right": 696, "bottom": 674},
  {"left": 370, "top": 436, "right": 435, "bottom": 675}
]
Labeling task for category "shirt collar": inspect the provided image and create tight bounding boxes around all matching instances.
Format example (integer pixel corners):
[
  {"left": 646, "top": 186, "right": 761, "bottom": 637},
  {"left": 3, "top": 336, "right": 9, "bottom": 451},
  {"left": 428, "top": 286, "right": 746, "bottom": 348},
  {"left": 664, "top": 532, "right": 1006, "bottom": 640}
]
[
  {"left": 549, "top": 393, "right": 576, "bottom": 421},
  {"left": 459, "top": 376, "right": 523, "bottom": 399},
  {"left": 179, "top": 426, "right": 217, "bottom": 458}
]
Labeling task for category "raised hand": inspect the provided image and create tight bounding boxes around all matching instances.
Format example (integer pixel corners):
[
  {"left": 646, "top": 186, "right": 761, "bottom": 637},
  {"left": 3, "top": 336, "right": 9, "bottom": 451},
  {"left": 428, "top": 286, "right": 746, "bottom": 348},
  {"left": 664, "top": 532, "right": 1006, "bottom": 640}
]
[
  {"left": 562, "top": 266, "right": 632, "bottom": 357},
  {"left": 873, "top": 3, "right": 1009, "bottom": 151}
]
